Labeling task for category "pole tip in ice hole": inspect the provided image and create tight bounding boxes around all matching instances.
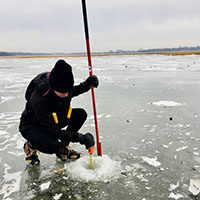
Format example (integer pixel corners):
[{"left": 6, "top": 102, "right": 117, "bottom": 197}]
[
  {"left": 98, "top": 142, "right": 102, "bottom": 156},
  {"left": 89, "top": 146, "right": 94, "bottom": 154}
]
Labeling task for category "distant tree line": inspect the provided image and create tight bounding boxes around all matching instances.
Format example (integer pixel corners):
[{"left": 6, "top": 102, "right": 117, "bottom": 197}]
[
  {"left": 1, "top": 46, "right": 200, "bottom": 56},
  {"left": 137, "top": 46, "right": 200, "bottom": 53},
  {"left": 0, "top": 52, "right": 53, "bottom": 57},
  {"left": 109, "top": 46, "right": 200, "bottom": 54}
]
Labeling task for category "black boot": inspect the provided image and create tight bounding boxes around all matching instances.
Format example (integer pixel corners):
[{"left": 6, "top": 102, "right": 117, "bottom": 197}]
[
  {"left": 56, "top": 145, "right": 82, "bottom": 161},
  {"left": 23, "top": 141, "right": 40, "bottom": 165}
]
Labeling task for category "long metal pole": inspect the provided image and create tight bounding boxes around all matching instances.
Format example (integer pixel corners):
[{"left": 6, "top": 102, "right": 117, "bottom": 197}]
[{"left": 81, "top": 0, "right": 102, "bottom": 156}]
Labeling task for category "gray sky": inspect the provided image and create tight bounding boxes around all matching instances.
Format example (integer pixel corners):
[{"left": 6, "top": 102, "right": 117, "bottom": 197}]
[{"left": 0, "top": 0, "right": 200, "bottom": 53}]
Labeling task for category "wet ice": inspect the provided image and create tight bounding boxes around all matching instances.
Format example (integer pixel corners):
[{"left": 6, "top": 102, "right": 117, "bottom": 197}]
[
  {"left": 0, "top": 163, "right": 22, "bottom": 199},
  {"left": 1, "top": 55, "right": 200, "bottom": 199}
]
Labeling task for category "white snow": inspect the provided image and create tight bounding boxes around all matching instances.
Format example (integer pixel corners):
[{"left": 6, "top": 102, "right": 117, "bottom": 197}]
[
  {"left": 168, "top": 192, "right": 184, "bottom": 200},
  {"left": 40, "top": 181, "right": 51, "bottom": 191},
  {"left": 64, "top": 155, "right": 121, "bottom": 182},
  {"left": 53, "top": 193, "right": 63, "bottom": 200},
  {"left": 136, "top": 174, "right": 148, "bottom": 182},
  {"left": 141, "top": 156, "right": 161, "bottom": 167},
  {"left": 169, "top": 182, "right": 180, "bottom": 191},
  {"left": 176, "top": 146, "right": 188, "bottom": 152},
  {"left": 162, "top": 144, "right": 169, "bottom": 149},
  {"left": 151, "top": 100, "right": 183, "bottom": 107}
]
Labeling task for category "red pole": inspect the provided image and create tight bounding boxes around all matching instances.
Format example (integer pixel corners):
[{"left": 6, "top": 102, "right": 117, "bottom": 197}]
[{"left": 81, "top": 0, "right": 102, "bottom": 156}]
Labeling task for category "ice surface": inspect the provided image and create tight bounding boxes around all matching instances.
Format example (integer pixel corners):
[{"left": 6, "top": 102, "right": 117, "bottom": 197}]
[
  {"left": 0, "top": 55, "right": 200, "bottom": 199},
  {"left": 0, "top": 163, "right": 22, "bottom": 199}
]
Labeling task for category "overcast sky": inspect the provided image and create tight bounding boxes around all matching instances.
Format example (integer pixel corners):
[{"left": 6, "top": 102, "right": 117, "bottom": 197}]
[{"left": 0, "top": 0, "right": 200, "bottom": 53}]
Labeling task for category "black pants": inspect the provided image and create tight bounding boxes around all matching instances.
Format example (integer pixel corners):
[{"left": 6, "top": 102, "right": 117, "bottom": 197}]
[{"left": 21, "top": 108, "right": 87, "bottom": 154}]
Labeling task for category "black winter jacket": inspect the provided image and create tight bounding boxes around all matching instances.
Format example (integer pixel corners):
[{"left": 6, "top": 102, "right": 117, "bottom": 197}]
[{"left": 19, "top": 80, "right": 90, "bottom": 142}]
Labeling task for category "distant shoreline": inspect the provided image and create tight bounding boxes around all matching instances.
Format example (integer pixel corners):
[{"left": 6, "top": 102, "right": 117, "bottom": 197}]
[{"left": 0, "top": 51, "right": 200, "bottom": 59}]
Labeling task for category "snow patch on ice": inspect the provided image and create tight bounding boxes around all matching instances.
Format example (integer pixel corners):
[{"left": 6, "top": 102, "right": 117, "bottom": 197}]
[
  {"left": 105, "top": 114, "right": 113, "bottom": 118},
  {"left": 168, "top": 192, "right": 184, "bottom": 200},
  {"left": 40, "top": 181, "right": 51, "bottom": 191},
  {"left": 136, "top": 174, "right": 148, "bottom": 182},
  {"left": 53, "top": 193, "right": 63, "bottom": 200},
  {"left": 176, "top": 146, "right": 188, "bottom": 152},
  {"left": 169, "top": 182, "right": 180, "bottom": 191},
  {"left": 162, "top": 144, "right": 169, "bottom": 149},
  {"left": 65, "top": 155, "right": 121, "bottom": 182},
  {"left": 151, "top": 100, "right": 183, "bottom": 107},
  {"left": 0, "top": 96, "right": 16, "bottom": 104},
  {"left": 141, "top": 156, "right": 161, "bottom": 167}
]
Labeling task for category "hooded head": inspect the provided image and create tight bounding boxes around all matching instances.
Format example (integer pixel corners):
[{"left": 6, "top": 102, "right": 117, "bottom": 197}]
[{"left": 49, "top": 60, "right": 74, "bottom": 93}]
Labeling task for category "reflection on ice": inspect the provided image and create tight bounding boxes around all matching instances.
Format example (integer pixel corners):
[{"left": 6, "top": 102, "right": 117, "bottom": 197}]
[{"left": 0, "top": 163, "right": 22, "bottom": 199}]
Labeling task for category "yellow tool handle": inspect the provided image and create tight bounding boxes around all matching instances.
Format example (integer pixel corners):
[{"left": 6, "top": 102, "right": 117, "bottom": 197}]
[
  {"left": 89, "top": 146, "right": 94, "bottom": 169},
  {"left": 52, "top": 112, "right": 58, "bottom": 124},
  {"left": 89, "top": 154, "right": 93, "bottom": 170},
  {"left": 67, "top": 107, "right": 72, "bottom": 119}
]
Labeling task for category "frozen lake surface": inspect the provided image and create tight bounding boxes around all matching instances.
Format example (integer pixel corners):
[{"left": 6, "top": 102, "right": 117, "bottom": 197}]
[{"left": 0, "top": 54, "right": 200, "bottom": 199}]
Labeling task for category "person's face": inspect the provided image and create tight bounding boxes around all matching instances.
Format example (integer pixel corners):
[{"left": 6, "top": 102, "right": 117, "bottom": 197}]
[{"left": 54, "top": 90, "right": 69, "bottom": 98}]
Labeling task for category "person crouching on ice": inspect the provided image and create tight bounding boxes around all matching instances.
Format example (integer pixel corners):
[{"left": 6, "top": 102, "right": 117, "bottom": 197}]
[{"left": 19, "top": 59, "right": 99, "bottom": 165}]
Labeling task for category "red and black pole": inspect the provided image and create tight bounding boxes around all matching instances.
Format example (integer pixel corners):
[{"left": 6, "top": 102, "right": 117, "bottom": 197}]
[{"left": 81, "top": 0, "right": 102, "bottom": 156}]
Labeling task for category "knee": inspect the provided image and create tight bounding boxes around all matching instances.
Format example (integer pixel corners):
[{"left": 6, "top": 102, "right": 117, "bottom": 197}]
[
  {"left": 70, "top": 108, "right": 87, "bottom": 125},
  {"left": 79, "top": 108, "right": 87, "bottom": 121}
]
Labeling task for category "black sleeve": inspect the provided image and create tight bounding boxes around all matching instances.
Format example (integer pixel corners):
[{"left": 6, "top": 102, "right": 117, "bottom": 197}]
[
  {"left": 71, "top": 81, "right": 90, "bottom": 97},
  {"left": 30, "top": 91, "right": 80, "bottom": 142}
]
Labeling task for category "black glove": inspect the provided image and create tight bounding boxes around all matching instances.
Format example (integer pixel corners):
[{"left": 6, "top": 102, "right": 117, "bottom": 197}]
[
  {"left": 79, "top": 133, "right": 95, "bottom": 149},
  {"left": 85, "top": 75, "right": 99, "bottom": 88}
]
